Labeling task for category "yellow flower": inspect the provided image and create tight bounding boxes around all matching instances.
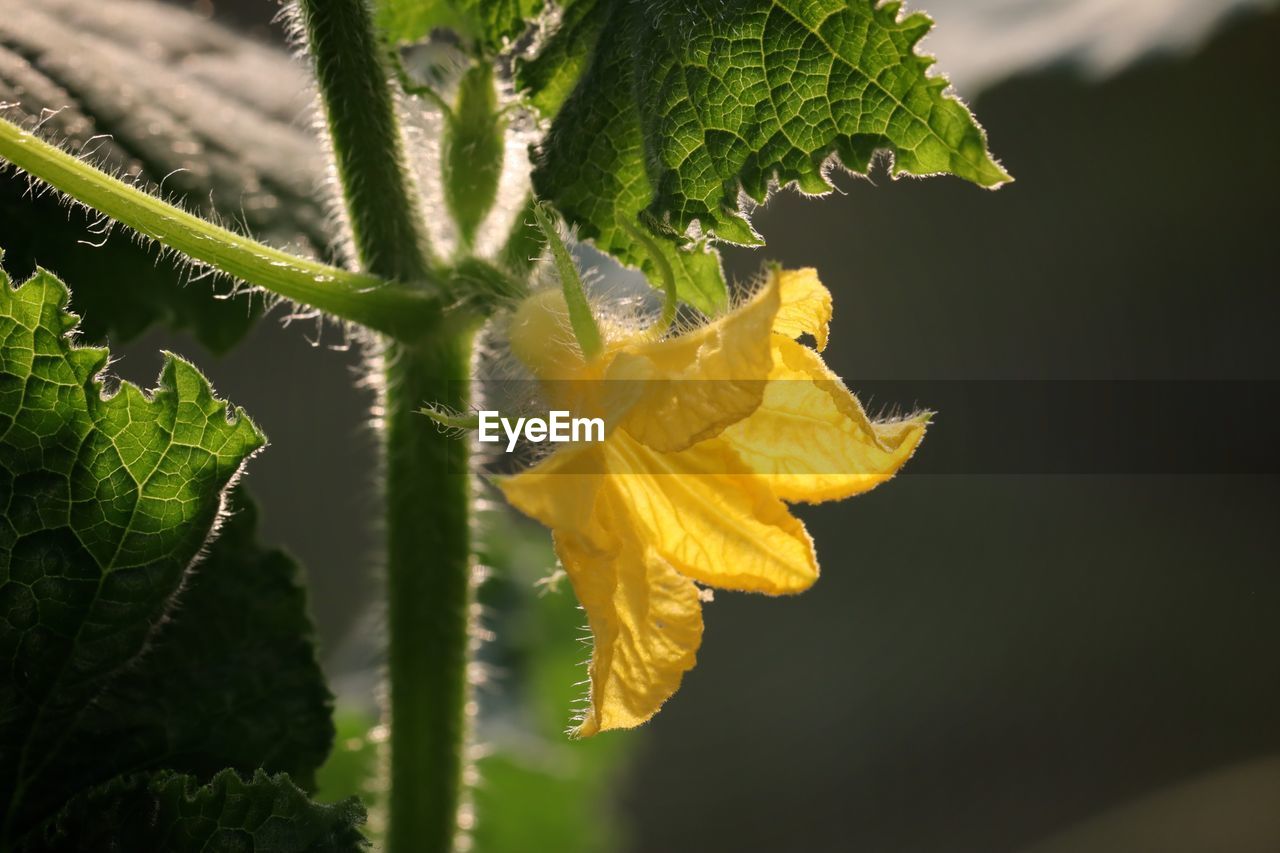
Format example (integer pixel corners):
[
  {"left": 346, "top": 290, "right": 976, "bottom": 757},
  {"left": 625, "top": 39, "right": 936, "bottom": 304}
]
[{"left": 499, "top": 268, "right": 927, "bottom": 736}]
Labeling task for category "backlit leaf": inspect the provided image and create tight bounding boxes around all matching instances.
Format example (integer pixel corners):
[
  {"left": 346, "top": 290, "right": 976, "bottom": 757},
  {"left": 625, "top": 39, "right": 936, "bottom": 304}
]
[
  {"left": 21, "top": 769, "right": 366, "bottom": 853},
  {"left": 0, "top": 259, "right": 329, "bottom": 842},
  {"left": 522, "top": 0, "right": 1008, "bottom": 310}
]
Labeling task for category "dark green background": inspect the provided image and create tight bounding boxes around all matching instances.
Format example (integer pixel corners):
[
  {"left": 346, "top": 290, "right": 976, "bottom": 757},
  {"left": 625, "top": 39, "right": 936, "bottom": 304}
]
[{"left": 33, "top": 4, "right": 1280, "bottom": 851}]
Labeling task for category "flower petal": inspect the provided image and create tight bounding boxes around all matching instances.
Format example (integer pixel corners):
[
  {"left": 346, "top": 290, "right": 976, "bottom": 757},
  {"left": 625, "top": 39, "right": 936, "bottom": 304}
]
[
  {"left": 497, "top": 444, "right": 607, "bottom": 531},
  {"left": 606, "top": 432, "right": 818, "bottom": 595},
  {"left": 722, "top": 337, "right": 928, "bottom": 503},
  {"left": 771, "top": 267, "right": 832, "bottom": 351},
  {"left": 615, "top": 274, "right": 780, "bottom": 452},
  {"left": 557, "top": 488, "right": 703, "bottom": 737}
]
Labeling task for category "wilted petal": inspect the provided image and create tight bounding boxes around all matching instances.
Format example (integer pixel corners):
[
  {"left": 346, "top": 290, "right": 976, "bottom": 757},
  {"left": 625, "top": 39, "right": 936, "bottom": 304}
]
[
  {"left": 616, "top": 275, "right": 779, "bottom": 452},
  {"left": 723, "top": 337, "right": 928, "bottom": 503},
  {"left": 771, "top": 267, "right": 832, "bottom": 351},
  {"left": 498, "top": 444, "right": 607, "bottom": 531},
  {"left": 557, "top": 489, "right": 703, "bottom": 737},
  {"left": 606, "top": 431, "right": 818, "bottom": 594}
]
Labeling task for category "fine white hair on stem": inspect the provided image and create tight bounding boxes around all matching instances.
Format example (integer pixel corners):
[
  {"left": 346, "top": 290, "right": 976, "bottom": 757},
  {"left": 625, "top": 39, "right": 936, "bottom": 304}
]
[
  {"left": 277, "top": 0, "right": 362, "bottom": 275},
  {"left": 469, "top": 88, "right": 537, "bottom": 261},
  {"left": 1, "top": 98, "right": 375, "bottom": 346}
]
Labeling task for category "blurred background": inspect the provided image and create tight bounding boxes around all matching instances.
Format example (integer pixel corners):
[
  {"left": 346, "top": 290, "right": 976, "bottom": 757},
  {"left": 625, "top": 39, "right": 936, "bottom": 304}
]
[{"left": 2, "top": 0, "right": 1277, "bottom": 850}]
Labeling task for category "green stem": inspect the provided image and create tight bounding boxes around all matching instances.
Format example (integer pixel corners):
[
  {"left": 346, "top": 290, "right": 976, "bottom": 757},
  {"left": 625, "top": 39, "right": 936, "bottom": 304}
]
[
  {"left": 619, "top": 218, "right": 679, "bottom": 330},
  {"left": 295, "top": 1, "right": 474, "bottom": 851},
  {"left": 384, "top": 334, "right": 474, "bottom": 853},
  {"left": 295, "top": 0, "right": 430, "bottom": 283},
  {"left": 0, "top": 116, "right": 436, "bottom": 337}
]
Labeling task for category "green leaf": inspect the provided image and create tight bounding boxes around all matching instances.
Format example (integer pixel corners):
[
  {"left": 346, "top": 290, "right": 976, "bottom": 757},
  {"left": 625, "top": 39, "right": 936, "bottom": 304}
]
[
  {"left": 517, "top": 0, "right": 605, "bottom": 118},
  {"left": 377, "top": 0, "right": 544, "bottom": 49},
  {"left": 376, "top": 0, "right": 467, "bottom": 45},
  {"left": 520, "top": 0, "right": 729, "bottom": 315},
  {"left": 0, "top": 259, "right": 266, "bottom": 838},
  {"left": 0, "top": 0, "right": 330, "bottom": 349},
  {"left": 523, "top": 0, "right": 1009, "bottom": 310},
  {"left": 20, "top": 769, "right": 367, "bottom": 853},
  {"left": 23, "top": 486, "right": 339, "bottom": 819}
]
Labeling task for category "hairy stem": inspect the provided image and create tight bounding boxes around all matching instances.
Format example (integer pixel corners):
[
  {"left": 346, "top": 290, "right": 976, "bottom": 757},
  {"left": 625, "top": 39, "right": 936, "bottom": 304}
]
[
  {"left": 295, "top": 0, "right": 474, "bottom": 851},
  {"left": 619, "top": 218, "right": 679, "bottom": 330},
  {"left": 294, "top": 0, "right": 430, "bottom": 283},
  {"left": 0, "top": 115, "right": 436, "bottom": 337},
  {"left": 383, "top": 336, "right": 474, "bottom": 853}
]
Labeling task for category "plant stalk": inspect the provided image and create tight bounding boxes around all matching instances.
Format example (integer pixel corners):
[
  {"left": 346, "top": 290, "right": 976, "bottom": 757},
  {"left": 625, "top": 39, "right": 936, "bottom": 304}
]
[
  {"left": 0, "top": 116, "right": 436, "bottom": 338},
  {"left": 383, "top": 335, "right": 474, "bottom": 853},
  {"left": 295, "top": 0, "right": 474, "bottom": 850},
  {"left": 294, "top": 0, "right": 430, "bottom": 283}
]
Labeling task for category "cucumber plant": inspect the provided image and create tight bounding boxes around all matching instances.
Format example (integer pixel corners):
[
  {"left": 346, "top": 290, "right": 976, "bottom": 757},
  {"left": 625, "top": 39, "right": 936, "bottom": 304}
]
[{"left": 0, "top": 1, "right": 1004, "bottom": 850}]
